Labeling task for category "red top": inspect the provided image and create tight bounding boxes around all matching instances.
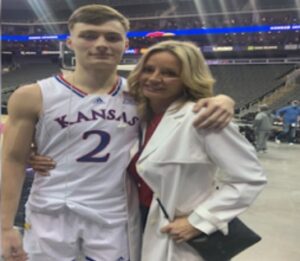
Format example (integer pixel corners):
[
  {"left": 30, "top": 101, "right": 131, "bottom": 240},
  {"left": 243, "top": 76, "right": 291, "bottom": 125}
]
[{"left": 127, "top": 113, "right": 164, "bottom": 208}]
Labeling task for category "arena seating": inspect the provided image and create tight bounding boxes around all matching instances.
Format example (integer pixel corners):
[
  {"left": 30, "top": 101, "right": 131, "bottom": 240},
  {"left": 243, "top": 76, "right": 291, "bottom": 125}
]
[
  {"left": 2, "top": 1, "right": 299, "bottom": 111},
  {"left": 211, "top": 64, "right": 295, "bottom": 108},
  {"left": 2, "top": 57, "right": 60, "bottom": 90}
]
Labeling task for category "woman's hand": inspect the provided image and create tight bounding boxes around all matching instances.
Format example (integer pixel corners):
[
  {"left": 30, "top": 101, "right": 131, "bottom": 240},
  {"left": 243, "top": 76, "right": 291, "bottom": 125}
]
[
  {"left": 160, "top": 216, "right": 202, "bottom": 243},
  {"left": 28, "top": 154, "right": 56, "bottom": 176},
  {"left": 192, "top": 94, "right": 235, "bottom": 130},
  {"left": 28, "top": 143, "right": 56, "bottom": 176}
]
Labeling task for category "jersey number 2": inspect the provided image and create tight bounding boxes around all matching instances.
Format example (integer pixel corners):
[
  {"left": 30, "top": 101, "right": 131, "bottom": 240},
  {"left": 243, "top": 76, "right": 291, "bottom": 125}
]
[{"left": 77, "top": 130, "right": 110, "bottom": 162}]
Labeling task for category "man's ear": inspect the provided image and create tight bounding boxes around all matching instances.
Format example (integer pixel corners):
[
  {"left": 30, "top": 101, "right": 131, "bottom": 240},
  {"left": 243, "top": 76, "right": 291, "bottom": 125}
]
[
  {"left": 125, "top": 38, "right": 129, "bottom": 50},
  {"left": 66, "top": 37, "right": 73, "bottom": 50}
]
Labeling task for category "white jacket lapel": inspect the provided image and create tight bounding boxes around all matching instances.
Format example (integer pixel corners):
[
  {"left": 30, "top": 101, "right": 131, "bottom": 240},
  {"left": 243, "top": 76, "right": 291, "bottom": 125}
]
[{"left": 139, "top": 104, "right": 189, "bottom": 161}]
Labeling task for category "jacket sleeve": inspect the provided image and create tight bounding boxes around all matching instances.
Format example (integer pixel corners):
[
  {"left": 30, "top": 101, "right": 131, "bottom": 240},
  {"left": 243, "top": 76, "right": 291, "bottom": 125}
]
[
  {"left": 188, "top": 122, "right": 267, "bottom": 235},
  {"left": 275, "top": 106, "right": 287, "bottom": 117}
]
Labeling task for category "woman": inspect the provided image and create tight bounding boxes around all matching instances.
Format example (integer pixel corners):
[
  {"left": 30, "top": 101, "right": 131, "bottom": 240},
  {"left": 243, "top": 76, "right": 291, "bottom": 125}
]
[{"left": 127, "top": 40, "right": 266, "bottom": 261}]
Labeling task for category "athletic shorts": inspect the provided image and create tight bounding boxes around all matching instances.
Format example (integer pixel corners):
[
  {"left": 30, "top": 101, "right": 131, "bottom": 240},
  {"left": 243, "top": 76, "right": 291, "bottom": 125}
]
[{"left": 23, "top": 207, "right": 130, "bottom": 261}]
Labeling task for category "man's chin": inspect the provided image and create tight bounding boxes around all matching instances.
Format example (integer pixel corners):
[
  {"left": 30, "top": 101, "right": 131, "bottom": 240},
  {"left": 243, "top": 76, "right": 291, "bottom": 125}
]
[{"left": 91, "top": 61, "right": 117, "bottom": 69}]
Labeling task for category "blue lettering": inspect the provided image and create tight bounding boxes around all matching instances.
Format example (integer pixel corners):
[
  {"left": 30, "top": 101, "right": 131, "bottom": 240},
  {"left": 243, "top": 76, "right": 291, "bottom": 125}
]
[
  {"left": 91, "top": 109, "right": 106, "bottom": 120},
  {"left": 54, "top": 115, "right": 69, "bottom": 128},
  {"left": 54, "top": 109, "right": 138, "bottom": 129},
  {"left": 76, "top": 111, "right": 91, "bottom": 123},
  {"left": 128, "top": 116, "right": 139, "bottom": 126},
  {"left": 106, "top": 109, "right": 116, "bottom": 120}
]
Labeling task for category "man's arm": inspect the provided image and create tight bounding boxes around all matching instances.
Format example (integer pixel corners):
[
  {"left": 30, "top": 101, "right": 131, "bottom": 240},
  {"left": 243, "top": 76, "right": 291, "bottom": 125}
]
[
  {"left": 275, "top": 106, "right": 287, "bottom": 118},
  {"left": 192, "top": 95, "right": 235, "bottom": 129},
  {"left": 1, "top": 84, "right": 41, "bottom": 260},
  {"left": 252, "top": 114, "right": 261, "bottom": 134}
]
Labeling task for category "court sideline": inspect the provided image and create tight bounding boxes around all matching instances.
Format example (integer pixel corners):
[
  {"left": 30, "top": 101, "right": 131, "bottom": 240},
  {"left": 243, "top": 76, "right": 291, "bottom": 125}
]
[{"left": 234, "top": 142, "right": 300, "bottom": 261}]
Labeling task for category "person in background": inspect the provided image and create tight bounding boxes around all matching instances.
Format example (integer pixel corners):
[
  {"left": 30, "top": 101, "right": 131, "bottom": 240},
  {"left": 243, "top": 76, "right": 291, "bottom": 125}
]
[
  {"left": 275, "top": 100, "right": 300, "bottom": 145},
  {"left": 1, "top": 5, "right": 235, "bottom": 261},
  {"left": 127, "top": 40, "right": 266, "bottom": 260},
  {"left": 253, "top": 104, "right": 274, "bottom": 153}
]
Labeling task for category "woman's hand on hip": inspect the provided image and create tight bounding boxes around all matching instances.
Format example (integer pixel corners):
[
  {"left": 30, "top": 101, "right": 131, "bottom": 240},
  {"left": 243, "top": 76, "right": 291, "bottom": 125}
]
[{"left": 160, "top": 216, "right": 202, "bottom": 243}]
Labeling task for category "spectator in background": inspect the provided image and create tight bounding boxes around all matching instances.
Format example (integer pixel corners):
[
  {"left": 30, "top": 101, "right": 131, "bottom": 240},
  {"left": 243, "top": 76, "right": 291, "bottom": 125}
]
[
  {"left": 253, "top": 104, "right": 274, "bottom": 152},
  {"left": 275, "top": 100, "right": 300, "bottom": 145}
]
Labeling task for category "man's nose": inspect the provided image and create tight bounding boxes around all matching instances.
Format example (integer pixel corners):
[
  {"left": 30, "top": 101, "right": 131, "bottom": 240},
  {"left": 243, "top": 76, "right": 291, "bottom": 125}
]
[{"left": 95, "top": 36, "right": 108, "bottom": 48}]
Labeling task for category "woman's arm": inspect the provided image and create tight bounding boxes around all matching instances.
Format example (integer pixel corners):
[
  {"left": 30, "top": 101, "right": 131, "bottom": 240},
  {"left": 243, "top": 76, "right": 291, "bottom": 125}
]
[{"left": 188, "top": 123, "right": 266, "bottom": 235}]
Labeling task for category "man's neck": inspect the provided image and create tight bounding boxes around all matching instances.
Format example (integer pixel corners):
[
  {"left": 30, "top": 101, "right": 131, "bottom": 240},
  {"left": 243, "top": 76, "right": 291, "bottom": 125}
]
[{"left": 68, "top": 66, "right": 118, "bottom": 94}]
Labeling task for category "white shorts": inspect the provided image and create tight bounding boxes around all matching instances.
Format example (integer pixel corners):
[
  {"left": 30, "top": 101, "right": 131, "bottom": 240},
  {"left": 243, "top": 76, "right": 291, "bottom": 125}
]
[{"left": 23, "top": 207, "right": 130, "bottom": 261}]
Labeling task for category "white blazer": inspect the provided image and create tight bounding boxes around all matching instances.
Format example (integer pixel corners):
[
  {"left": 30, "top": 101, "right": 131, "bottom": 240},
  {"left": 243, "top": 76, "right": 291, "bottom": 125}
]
[{"left": 137, "top": 102, "right": 266, "bottom": 261}]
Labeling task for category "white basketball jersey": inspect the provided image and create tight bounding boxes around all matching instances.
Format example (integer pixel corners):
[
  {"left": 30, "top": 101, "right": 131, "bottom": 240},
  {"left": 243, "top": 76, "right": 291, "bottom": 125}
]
[{"left": 28, "top": 75, "right": 139, "bottom": 226}]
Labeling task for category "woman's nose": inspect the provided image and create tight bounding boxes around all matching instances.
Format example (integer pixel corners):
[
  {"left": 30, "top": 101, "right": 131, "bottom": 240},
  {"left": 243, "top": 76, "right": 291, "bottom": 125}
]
[{"left": 148, "top": 71, "right": 162, "bottom": 81}]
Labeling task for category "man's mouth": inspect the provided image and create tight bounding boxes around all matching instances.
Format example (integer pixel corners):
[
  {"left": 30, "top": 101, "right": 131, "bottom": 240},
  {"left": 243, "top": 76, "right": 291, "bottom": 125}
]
[{"left": 90, "top": 53, "right": 111, "bottom": 59}]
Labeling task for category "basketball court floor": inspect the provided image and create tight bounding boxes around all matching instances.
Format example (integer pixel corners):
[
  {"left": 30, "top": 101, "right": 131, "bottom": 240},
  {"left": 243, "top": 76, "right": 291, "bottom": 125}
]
[{"left": 234, "top": 141, "right": 300, "bottom": 261}]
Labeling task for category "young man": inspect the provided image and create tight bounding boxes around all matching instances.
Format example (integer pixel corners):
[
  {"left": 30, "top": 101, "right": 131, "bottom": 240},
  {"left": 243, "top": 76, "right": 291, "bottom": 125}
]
[{"left": 1, "top": 5, "right": 235, "bottom": 261}]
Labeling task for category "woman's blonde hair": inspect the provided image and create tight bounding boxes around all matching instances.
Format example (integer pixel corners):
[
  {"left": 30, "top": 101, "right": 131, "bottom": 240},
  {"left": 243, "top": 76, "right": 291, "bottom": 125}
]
[
  {"left": 128, "top": 40, "right": 215, "bottom": 122},
  {"left": 68, "top": 4, "right": 130, "bottom": 32}
]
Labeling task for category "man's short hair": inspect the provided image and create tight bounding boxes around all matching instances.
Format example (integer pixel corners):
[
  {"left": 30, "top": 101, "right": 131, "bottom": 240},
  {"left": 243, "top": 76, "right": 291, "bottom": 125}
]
[
  {"left": 259, "top": 104, "right": 269, "bottom": 111},
  {"left": 68, "top": 4, "right": 130, "bottom": 32}
]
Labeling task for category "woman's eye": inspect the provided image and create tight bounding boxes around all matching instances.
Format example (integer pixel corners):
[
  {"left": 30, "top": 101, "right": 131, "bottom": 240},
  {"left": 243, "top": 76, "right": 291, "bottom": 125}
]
[
  {"left": 162, "top": 70, "right": 178, "bottom": 77},
  {"left": 142, "top": 66, "right": 154, "bottom": 73}
]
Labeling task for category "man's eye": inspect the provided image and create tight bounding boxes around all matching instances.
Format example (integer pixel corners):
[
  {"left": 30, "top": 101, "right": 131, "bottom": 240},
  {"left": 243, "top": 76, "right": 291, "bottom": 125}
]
[
  {"left": 80, "top": 34, "right": 98, "bottom": 40},
  {"left": 105, "top": 34, "right": 122, "bottom": 42}
]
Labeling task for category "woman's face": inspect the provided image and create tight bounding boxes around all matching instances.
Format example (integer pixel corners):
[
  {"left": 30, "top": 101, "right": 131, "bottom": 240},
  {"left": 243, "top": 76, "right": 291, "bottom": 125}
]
[{"left": 139, "top": 51, "right": 184, "bottom": 109}]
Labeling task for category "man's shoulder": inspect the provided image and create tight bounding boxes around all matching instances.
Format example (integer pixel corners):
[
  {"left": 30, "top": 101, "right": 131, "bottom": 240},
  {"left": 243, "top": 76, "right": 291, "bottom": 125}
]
[
  {"left": 11, "top": 83, "right": 41, "bottom": 101},
  {"left": 254, "top": 112, "right": 265, "bottom": 119},
  {"left": 254, "top": 112, "right": 262, "bottom": 117},
  {"left": 8, "top": 83, "right": 42, "bottom": 117}
]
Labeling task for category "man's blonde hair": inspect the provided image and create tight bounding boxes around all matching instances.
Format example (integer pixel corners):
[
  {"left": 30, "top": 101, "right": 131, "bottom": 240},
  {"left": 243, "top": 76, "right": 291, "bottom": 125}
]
[
  {"left": 68, "top": 4, "right": 130, "bottom": 32},
  {"left": 128, "top": 40, "right": 215, "bottom": 122}
]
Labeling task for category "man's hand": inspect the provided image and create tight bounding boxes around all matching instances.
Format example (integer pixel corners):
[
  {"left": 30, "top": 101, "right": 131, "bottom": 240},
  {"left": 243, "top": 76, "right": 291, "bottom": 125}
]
[
  {"left": 1, "top": 228, "right": 28, "bottom": 261},
  {"left": 193, "top": 95, "right": 235, "bottom": 130},
  {"left": 160, "top": 216, "right": 202, "bottom": 243}
]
